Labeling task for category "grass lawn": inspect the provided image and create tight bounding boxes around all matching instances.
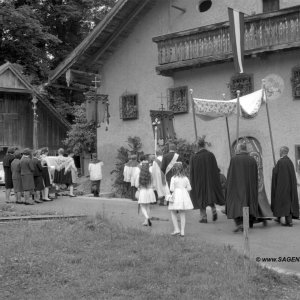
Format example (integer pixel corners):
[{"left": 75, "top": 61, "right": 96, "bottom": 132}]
[
  {"left": 0, "top": 216, "right": 299, "bottom": 300},
  {"left": 0, "top": 203, "right": 57, "bottom": 218}
]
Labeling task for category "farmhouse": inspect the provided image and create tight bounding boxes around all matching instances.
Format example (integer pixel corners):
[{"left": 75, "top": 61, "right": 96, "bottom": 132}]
[{"left": 49, "top": 0, "right": 300, "bottom": 195}]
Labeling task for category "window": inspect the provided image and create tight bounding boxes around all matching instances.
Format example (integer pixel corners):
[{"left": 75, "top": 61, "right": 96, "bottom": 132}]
[
  {"left": 198, "top": 0, "right": 212, "bottom": 12},
  {"left": 230, "top": 73, "right": 254, "bottom": 118},
  {"left": 119, "top": 94, "right": 138, "bottom": 120},
  {"left": 230, "top": 73, "right": 253, "bottom": 98},
  {"left": 291, "top": 66, "right": 300, "bottom": 100},
  {"left": 263, "top": 0, "right": 279, "bottom": 13},
  {"left": 168, "top": 86, "right": 188, "bottom": 114}
]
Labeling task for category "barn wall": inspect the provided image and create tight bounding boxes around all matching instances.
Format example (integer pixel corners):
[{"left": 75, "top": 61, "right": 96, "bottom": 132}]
[{"left": 0, "top": 92, "right": 67, "bottom": 154}]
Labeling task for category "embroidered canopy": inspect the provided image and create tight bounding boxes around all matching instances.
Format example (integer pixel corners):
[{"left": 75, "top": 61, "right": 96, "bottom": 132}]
[{"left": 193, "top": 89, "right": 266, "bottom": 120}]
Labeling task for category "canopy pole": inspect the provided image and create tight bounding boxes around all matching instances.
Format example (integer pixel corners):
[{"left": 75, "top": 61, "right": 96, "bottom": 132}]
[
  {"left": 190, "top": 89, "right": 198, "bottom": 142},
  {"left": 236, "top": 90, "right": 241, "bottom": 148},
  {"left": 262, "top": 80, "right": 276, "bottom": 167},
  {"left": 223, "top": 94, "right": 232, "bottom": 158}
]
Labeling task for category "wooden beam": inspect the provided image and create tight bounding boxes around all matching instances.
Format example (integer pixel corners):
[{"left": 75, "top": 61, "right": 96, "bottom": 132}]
[
  {"left": 171, "top": 5, "right": 186, "bottom": 13},
  {"left": 155, "top": 43, "right": 300, "bottom": 76},
  {"left": 0, "top": 87, "right": 32, "bottom": 94},
  {"left": 50, "top": 83, "right": 88, "bottom": 92},
  {"left": 69, "top": 69, "right": 99, "bottom": 77},
  {"left": 87, "top": 0, "right": 153, "bottom": 67}
]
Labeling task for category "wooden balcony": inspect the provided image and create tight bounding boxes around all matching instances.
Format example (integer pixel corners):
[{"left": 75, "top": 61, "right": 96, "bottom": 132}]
[{"left": 153, "top": 5, "right": 300, "bottom": 76}]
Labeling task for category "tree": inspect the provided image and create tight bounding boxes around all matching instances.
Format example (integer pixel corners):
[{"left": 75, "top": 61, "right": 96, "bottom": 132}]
[
  {"left": 38, "top": 0, "right": 117, "bottom": 69},
  {"left": 63, "top": 103, "right": 97, "bottom": 155},
  {"left": 0, "top": 1, "right": 60, "bottom": 82},
  {"left": 0, "top": 0, "right": 117, "bottom": 82}
]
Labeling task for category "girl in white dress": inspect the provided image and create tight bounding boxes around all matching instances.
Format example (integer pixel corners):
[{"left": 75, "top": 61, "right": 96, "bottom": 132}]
[
  {"left": 135, "top": 158, "right": 156, "bottom": 226},
  {"left": 169, "top": 162, "right": 194, "bottom": 237}
]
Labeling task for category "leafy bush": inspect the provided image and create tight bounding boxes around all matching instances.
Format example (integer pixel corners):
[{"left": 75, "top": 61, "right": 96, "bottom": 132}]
[{"left": 63, "top": 104, "right": 97, "bottom": 155}]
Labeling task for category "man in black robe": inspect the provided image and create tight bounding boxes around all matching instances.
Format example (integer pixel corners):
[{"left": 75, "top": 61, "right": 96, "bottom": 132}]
[
  {"left": 190, "top": 138, "right": 224, "bottom": 223},
  {"left": 271, "top": 146, "right": 299, "bottom": 227},
  {"left": 226, "top": 142, "right": 258, "bottom": 232}
]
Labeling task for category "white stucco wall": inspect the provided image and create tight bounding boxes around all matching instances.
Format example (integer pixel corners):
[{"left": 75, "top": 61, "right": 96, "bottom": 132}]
[{"left": 97, "top": 0, "right": 300, "bottom": 194}]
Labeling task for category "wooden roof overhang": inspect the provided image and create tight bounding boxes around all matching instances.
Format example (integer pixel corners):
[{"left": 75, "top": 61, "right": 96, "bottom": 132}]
[{"left": 48, "top": 0, "right": 156, "bottom": 87}]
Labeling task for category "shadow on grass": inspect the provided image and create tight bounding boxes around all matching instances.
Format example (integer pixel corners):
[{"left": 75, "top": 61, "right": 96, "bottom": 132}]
[{"left": 0, "top": 214, "right": 299, "bottom": 299}]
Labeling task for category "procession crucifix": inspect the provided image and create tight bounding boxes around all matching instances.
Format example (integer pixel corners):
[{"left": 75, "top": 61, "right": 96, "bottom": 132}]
[
  {"left": 152, "top": 118, "right": 161, "bottom": 155},
  {"left": 156, "top": 92, "right": 169, "bottom": 142}
]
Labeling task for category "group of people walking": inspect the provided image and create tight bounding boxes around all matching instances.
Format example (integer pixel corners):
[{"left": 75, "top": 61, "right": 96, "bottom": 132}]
[
  {"left": 125, "top": 137, "right": 299, "bottom": 235},
  {"left": 3, "top": 147, "right": 77, "bottom": 204}
]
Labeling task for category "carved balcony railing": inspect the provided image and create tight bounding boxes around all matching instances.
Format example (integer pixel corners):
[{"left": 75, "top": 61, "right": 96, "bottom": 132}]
[{"left": 153, "top": 5, "right": 300, "bottom": 75}]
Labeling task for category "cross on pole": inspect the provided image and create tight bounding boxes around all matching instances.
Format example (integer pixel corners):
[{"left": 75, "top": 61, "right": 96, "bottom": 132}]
[
  {"left": 157, "top": 92, "right": 169, "bottom": 111},
  {"left": 92, "top": 75, "right": 101, "bottom": 89}
]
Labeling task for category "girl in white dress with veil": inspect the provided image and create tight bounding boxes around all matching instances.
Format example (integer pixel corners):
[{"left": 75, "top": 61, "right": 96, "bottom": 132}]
[
  {"left": 135, "top": 157, "right": 156, "bottom": 226},
  {"left": 168, "top": 162, "right": 193, "bottom": 237}
]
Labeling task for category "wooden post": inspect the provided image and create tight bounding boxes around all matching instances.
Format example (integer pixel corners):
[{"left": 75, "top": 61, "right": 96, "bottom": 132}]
[
  {"left": 243, "top": 207, "right": 250, "bottom": 259},
  {"left": 154, "top": 126, "right": 157, "bottom": 155},
  {"left": 262, "top": 80, "right": 276, "bottom": 167},
  {"left": 223, "top": 94, "right": 232, "bottom": 158},
  {"left": 32, "top": 95, "right": 38, "bottom": 149},
  {"left": 190, "top": 89, "right": 198, "bottom": 142},
  {"left": 236, "top": 90, "right": 241, "bottom": 147}
]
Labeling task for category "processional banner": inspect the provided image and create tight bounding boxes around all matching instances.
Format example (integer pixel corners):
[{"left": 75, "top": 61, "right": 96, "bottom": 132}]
[{"left": 193, "top": 89, "right": 266, "bottom": 121}]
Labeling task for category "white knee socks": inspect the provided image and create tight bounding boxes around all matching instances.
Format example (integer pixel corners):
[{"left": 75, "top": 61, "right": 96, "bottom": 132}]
[
  {"left": 140, "top": 204, "right": 150, "bottom": 220},
  {"left": 171, "top": 210, "right": 180, "bottom": 233},
  {"left": 180, "top": 212, "right": 186, "bottom": 235}
]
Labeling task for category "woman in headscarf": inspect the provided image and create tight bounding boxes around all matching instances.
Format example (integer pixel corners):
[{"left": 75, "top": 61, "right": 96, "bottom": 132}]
[
  {"left": 20, "top": 148, "right": 35, "bottom": 205},
  {"left": 11, "top": 150, "right": 23, "bottom": 204}
]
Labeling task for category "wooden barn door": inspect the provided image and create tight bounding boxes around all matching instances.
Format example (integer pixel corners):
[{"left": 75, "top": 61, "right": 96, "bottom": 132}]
[{"left": 0, "top": 93, "right": 32, "bottom": 149}]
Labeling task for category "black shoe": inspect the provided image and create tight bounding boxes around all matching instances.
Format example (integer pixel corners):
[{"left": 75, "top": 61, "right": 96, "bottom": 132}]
[
  {"left": 212, "top": 212, "right": 218, "bottom": 222},
  {"left": 199, "top": 219, "right": 207, "bottom": 224},
  {"left": 282, "top": 223, "right": 293, "bottom": 227},
  {"left": 233, "top": 226, "right": 243, "bottom": 233},
  {"left": 147, "top": 218, "right": 152, "bottom": 226}
]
